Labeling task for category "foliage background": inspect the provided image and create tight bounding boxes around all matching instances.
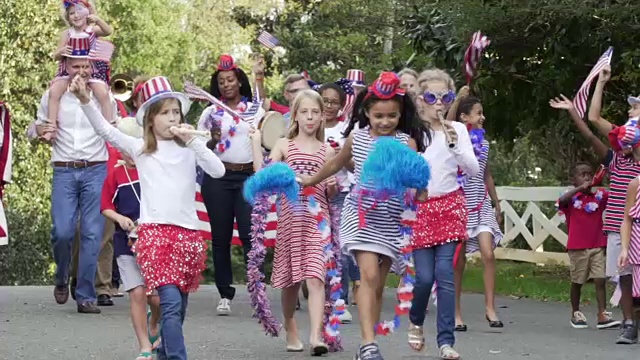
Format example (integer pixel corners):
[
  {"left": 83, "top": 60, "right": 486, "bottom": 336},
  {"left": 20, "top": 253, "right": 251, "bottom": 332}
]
[{"left": 2, "top": 0, "right": 639, "bottom": 284}]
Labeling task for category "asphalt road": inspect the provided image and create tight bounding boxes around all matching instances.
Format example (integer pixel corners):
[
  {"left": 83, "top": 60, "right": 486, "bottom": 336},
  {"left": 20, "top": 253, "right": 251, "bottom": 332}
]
[{"left": 0, "top": 285, "right": 637, "bottom": 359}]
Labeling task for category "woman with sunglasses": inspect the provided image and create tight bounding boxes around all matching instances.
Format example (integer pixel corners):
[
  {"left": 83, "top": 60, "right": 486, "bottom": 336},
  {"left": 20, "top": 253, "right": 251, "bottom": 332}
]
[{"left": 407, "top": 69, "right": 479, "bottom": 360}]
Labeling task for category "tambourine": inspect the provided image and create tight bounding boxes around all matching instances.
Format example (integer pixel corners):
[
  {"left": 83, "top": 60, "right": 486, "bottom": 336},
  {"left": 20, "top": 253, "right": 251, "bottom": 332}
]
[{"left": 258, "top": 111, "right": 287, "bottom": 151}]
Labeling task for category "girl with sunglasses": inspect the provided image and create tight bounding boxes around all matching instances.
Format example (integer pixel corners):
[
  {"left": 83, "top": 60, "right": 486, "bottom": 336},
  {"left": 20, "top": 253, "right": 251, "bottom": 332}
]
[{"left": 408, "top": 69, "right": 479, "bottom": 360}]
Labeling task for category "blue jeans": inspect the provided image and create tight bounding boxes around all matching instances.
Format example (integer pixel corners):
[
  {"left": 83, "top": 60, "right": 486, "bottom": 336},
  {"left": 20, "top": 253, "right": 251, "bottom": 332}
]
[
  {"left": 341, "top": 255, "right": 361, "bottom": 304},
  {"left": 330, "top": 191, "right": 362, "bottom": 304},
  {"left": 409, "top": 242, "right": 457, "bottom": 348},
  {"left": 51, "top": 163, "right": 106, "bottom": 304},
  {"left": 156, "top": 285, "right": 189, "bottom": 360}
]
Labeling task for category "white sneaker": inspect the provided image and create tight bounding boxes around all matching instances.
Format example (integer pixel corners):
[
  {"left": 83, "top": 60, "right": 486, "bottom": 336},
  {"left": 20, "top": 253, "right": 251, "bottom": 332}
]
[
  {"left": 339, "top": 308, "right": 352, "bottom": 323},
  {"left": 217, "top": 298, "right": 231, "bottom": 316}
]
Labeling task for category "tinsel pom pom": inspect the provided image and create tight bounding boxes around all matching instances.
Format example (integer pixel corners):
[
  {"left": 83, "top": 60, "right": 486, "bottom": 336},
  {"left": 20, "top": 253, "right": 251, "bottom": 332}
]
[
  {"left": 246, "top": 193, "right": 282, "bottom": 337},
  {"left": 322, "top": 201, "right": 344, "bottom": 352},
  {"left": 243, "top": 162, "right": 299, "bottom": 204},
  {"left": 361, "top": 137, "right": 431, "bottom": 195}
]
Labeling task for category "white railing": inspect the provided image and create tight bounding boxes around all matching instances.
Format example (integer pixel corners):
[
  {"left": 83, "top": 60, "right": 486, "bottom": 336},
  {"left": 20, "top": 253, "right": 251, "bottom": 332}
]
[{"left": 482, "top": 186, "right": 570, "bottom": 265}]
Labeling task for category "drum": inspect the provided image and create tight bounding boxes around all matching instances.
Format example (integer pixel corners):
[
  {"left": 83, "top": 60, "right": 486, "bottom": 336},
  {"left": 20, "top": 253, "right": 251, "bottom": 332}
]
[{"left": 258, "top": 111, "right": 287, "bottom": 150}]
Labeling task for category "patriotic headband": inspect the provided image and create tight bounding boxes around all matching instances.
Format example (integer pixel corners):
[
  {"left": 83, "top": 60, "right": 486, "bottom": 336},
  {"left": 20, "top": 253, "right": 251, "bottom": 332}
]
[
  {"left": 334, "top": 78, "right": 355, "bottom": 96},
  {"left": 608, "top": 121, "right": 640, "bottom": 152},
  {"left": 63, "top": 0, "right": 90, "bottom": 9},
  {"left": 217, "top": 54, "right": 238, "bottom": 71},
  {"left": 365, "top": 72, "right": 405, "bottom": 100}
]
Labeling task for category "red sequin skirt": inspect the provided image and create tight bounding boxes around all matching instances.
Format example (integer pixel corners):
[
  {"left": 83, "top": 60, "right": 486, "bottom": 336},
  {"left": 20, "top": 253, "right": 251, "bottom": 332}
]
[
  {"left": 411, "top": 190, "right": 467, "bottom": 249},
  {"left": 133, "top": 223, "right": 208, "bottom": 293}
]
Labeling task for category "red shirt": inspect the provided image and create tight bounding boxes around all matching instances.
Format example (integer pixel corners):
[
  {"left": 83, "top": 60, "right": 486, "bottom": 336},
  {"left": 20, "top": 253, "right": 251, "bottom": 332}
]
[{"left": 559, "top": 190, "right": 608, "bottom": 250}]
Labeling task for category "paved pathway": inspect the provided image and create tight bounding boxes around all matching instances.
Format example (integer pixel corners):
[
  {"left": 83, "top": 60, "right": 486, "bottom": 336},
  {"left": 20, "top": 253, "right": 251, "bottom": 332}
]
[{"left": 0, "top": 286, "right": 636, "bottom": 359}]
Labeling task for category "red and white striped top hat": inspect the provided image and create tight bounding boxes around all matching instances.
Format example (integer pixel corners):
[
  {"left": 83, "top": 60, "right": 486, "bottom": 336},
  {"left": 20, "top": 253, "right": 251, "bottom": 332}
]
[
  {"left": 135, "top": 76, "right": 192, "bottom": 126},
  {"left": 346, "top": 69, "right": 366, "bottom": 87},
  {"left": 65, "top": 36, "right": 91, "bottom": 58}
]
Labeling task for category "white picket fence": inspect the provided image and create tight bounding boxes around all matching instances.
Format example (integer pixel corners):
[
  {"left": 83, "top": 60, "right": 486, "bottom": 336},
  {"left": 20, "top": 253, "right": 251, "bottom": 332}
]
[{"left": 487, "top": 186, "right": 571, "bottom": 265}]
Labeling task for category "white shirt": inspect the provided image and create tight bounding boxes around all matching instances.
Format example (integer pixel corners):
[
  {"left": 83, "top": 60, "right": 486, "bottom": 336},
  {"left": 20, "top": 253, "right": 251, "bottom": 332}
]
[
  {"left": 324, "top": 120, "right": 353, "bottom": 191},
  {"left": 81, "top": 102, "right": 226, "bottom": 230},
  {"left": 197, "top": 103, "right": 265, "bottom": 164},
  {"left": 36, "top": 90, "right": 117, "bottom": 163},
  {"left": 422, "top": 121, "right": 480, "bottom": 197}
]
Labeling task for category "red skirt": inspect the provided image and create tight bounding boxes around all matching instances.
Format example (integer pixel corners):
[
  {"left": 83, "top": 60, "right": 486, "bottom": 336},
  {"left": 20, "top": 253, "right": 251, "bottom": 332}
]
[
  {"left": 133, "top": 223, "right": 208, "bottom": 293},
  {"left": 411, "top": 190, "right": 467, "bottom": 249}
]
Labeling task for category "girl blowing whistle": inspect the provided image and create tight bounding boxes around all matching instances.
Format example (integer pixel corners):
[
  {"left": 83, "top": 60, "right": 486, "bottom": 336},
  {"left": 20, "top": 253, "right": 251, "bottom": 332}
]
[
  {"left": 300, "top": 72, "right": 429, "bottom": 360},
  {"left": 408, "top": 69, "right": 479, "bottom": 360},
  {"left": 69, "top": 75, "right": 225, "bottom": 360}
]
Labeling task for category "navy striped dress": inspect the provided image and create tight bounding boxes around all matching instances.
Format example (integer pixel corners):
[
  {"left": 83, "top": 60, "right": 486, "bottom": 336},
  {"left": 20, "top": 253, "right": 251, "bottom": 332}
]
[
  {"left": 464, "top": 140, "right": 502, "bottom": 253},
  {"left": 340, "top": 127, "right": 410, "bottom": 274}
]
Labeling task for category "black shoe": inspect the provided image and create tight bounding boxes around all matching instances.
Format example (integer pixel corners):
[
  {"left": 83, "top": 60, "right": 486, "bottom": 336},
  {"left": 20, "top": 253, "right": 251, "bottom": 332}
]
[
  {"left": 77, "top": 301, "right": 101, "bottom": 314},
  {"left": 455, "top": 324, "right": 468, "bottom": 332},
  {"left": 486, "top": 314, "right": 504, "bottom": 328},
  {"left": 615, "top": 322, "right": 638, "bottom": 344},
  {"left": 53, "top": 285, "right": 69, "bottom": 304},
  {"left": 70, "top": 278, "right": 77, "bottom": 301},
  {"left": 97, "top": 294, "right": 114, "bottom": 306}
]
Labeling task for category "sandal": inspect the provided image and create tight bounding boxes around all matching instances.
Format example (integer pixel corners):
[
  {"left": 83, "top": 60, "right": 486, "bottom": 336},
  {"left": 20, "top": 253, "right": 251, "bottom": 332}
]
[
  {"left": 135, "top": 352, "right": 153, "bottom": 360},
  {"left": 485, "top": 314, "right": 504, "bottom": 328},
  {"left": 439, "top": 345, "right": 460, "bottom": 360},
  {"left": 310, "top": 342, "right": 329, "bottom": 356},
  {"left": 286, "top": 340, "right": 304, "bottom": 352},
  {"left": 407, "top": 323, "right": 425, "bottom": 352},
  {"left": 147, "top": 310, "right": 162, "bottom": 352},
  {"left": 455, "top": 324, "right": 467, "bottom": 332}
]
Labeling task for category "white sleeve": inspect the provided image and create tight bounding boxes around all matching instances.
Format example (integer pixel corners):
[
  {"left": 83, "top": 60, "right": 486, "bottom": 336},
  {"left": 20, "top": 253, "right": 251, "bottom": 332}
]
[
  {"left": 35, "top": 92, "right": 49, "bottom": 125},
  {"left": 450, "top": 123, "right": 480, "bottom": 177},
  {"left": 187, "top": 138, "right": 225, "bottom": 178},
  {"left": 80, "top": 101, "right": 141, "bottom": 158}
]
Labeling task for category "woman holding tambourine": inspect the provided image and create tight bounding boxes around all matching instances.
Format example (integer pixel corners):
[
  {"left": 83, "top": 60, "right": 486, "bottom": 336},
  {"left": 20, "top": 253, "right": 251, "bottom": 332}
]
[{"left": 198, "top": 54, "right": 266, "bottom": 316}]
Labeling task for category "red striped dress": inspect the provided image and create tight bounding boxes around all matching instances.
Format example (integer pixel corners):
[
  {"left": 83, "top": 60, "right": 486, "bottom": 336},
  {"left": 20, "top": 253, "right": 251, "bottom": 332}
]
[
  {"left": 271, "top": 140, "right": 329, "bottom": 289},
  {"left": 627, "top": 177, "right": 640, "bottom": 297}
]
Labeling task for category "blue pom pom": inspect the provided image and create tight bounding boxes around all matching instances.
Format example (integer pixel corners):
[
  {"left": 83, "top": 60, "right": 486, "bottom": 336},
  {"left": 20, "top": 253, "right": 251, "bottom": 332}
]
[
  {"left": 393, "top": 315, "right": 401, "bottom": 328},
  {"left": 243, "top": 162, "right": 300, "bottom": 203},
  {"left": 361, "top": 137, "right": 431, "bottom": 195}
]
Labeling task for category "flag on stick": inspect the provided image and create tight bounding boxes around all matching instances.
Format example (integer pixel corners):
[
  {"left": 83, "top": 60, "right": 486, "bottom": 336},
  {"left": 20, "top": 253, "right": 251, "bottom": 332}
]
[
  {"left": 464, "top": 31, "right": 491, "bottom": 84},
  {"left": 257, "top": 31, "right": 280, "bottom": 50},
  {"left": 572, "top": 47, "right": 614, "bottom": 119}
]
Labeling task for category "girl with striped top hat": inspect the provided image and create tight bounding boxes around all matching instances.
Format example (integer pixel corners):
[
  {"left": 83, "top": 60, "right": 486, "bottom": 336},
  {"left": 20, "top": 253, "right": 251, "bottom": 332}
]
[
  {"left": 69, "top": 75, "right": 226, "bottom": 360},
  {"left": 252, "top": 89, "right": 336, "bottom": 355},
  {"left": 451, "top": 94, "right": 504, "bottom": 331},
  {"left": 300, "top": 71, "right": 430, "bottom": 360},
  {"left": 409, "top": 69, "right": 479, "bottom": 360},
  {"left": 43, "top": 0, "right": 114, "bottom": 142}
]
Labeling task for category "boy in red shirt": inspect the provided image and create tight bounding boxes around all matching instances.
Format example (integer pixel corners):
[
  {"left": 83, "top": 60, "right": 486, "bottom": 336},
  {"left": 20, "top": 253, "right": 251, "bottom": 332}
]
[{"left": 558, "top": 162, "right": 620, "bottom": 330}]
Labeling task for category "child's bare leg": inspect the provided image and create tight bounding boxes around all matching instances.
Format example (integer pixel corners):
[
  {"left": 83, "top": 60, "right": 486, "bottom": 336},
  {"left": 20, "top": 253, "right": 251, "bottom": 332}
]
[
  {"left": 46, "top": 80, "right": 68, "bottom": 140},
  {"left": 281, "top": 283, "right": 302, "bottom": 345},
  {"left": 147, "top": 294, "right": 161, "bottom": 347},
  {"left": 355, "top": 251, "right": 381, "bottom": 345},
  {"left": 130, "top": 286, "right": 153, "bottom": 353},
  {"left": 306, "top": 277, "right": 325, "bottom": 345},
  {"left": 478, "top": 233, "right": 499, "bottom": 321},
  {"left": 454, "top": 242, "right": 466, "bottom": 326},
  {"left": 89, "top": 82, "right": 113, "bottom": 122},
  {"left": 374, "top": 257, "right": 392, "bottom": 325},
  {"left": 595, "top": 278, "right": 608, "bottom": 319}
]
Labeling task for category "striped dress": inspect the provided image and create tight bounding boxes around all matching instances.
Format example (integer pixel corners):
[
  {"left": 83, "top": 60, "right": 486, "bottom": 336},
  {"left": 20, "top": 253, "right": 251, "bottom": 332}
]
[
  {"left": 626, "top": 176, "right": 640, "bottom": 297},
  {"left": 340, "top": 127, "right": 410, "bottom": 274},
  {"left": 464, "top": 140, "right": 503, "bottom": 253},
  {"left": 271, "top": 140, "right": 329, "bottom": 289}
]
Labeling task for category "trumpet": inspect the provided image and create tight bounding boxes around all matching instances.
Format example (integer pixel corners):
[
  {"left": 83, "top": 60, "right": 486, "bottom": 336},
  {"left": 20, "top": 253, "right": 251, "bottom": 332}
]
[{"left": 111, "top": 74, "right": 134, "bottom": 102}]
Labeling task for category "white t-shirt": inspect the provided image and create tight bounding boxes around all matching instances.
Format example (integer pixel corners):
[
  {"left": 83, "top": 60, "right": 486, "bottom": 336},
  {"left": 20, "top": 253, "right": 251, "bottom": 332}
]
[
  {"left": 421, "top": 121, "right": 480, "bottom": 197},
  {"left": 324, "top": 120, "right": 353, "bottom": 191},
  {"left": 82, "top": 102, "right": 226, "bottom": 230}
]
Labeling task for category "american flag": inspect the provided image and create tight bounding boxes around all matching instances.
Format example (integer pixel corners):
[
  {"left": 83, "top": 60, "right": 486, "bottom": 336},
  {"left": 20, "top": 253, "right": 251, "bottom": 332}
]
[
  {"left": 257, "top": 31, "right": 280, "bottom": 50},
  {"left": 195, "top": 167, "right": 277, "bottom": 247},
  {"left": 572, "top": 46, "right": 614, "bottom": 120},
  {"left": 89, "top": 39, "right": 115, "bottom": 62},
  {"left": 464, "top": 31, "right": 491, "bottom": 84}
]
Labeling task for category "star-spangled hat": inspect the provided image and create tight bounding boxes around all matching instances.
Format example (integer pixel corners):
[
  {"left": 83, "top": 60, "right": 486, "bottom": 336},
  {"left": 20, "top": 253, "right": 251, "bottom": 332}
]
[{"left": 135, "top": 76, "right": 192, "bottom": 126}]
